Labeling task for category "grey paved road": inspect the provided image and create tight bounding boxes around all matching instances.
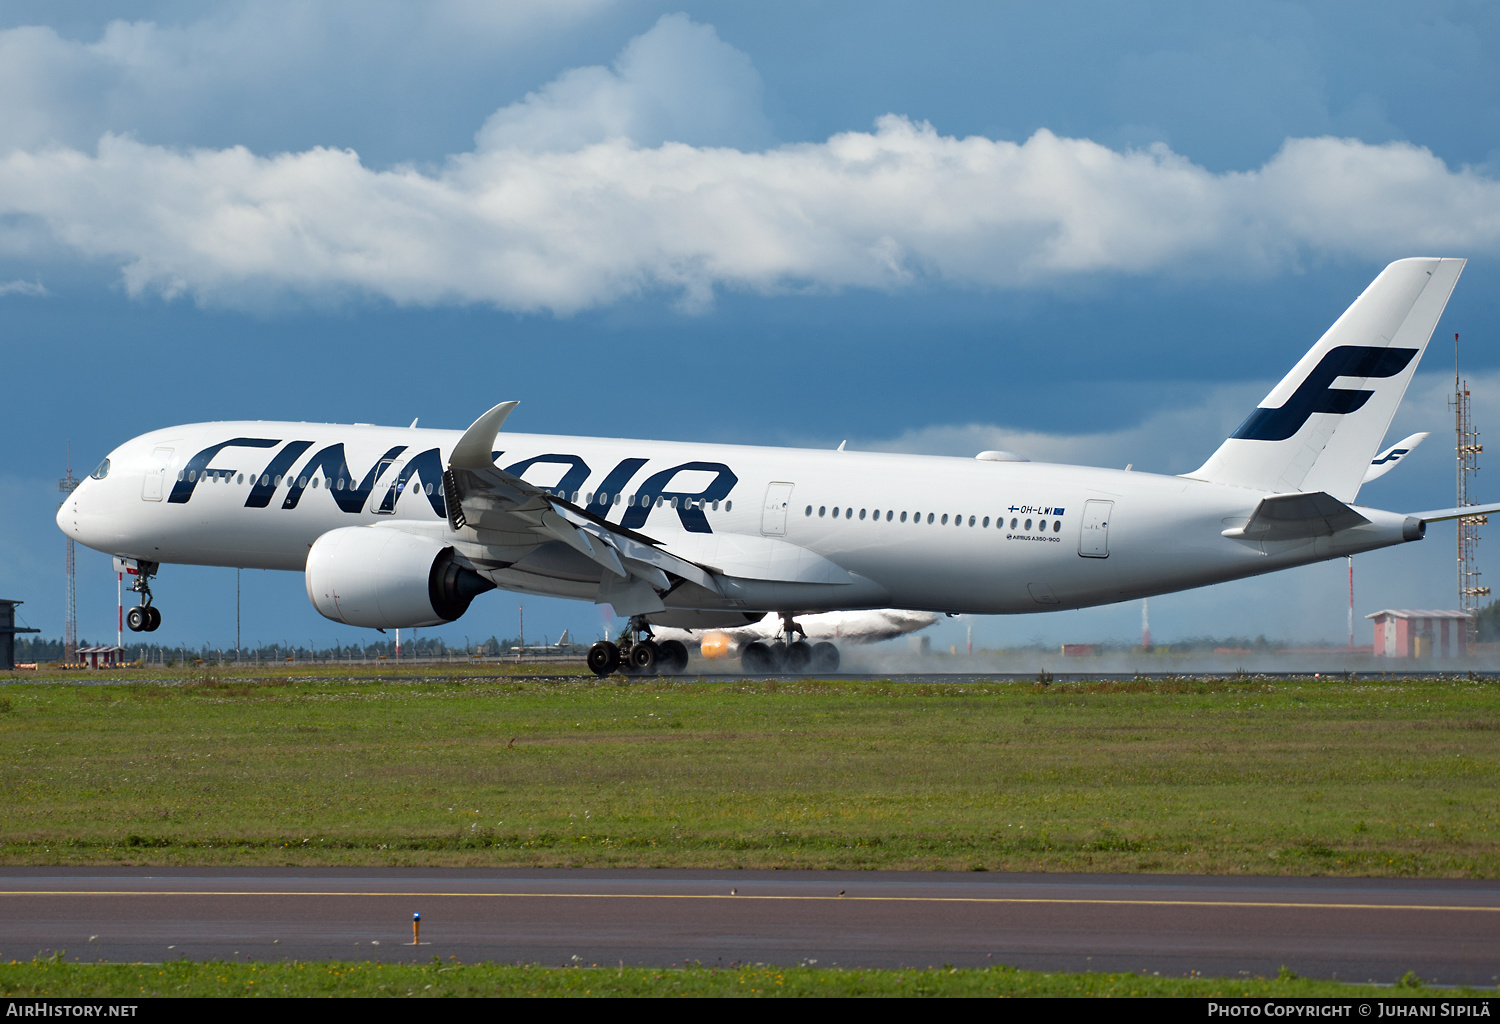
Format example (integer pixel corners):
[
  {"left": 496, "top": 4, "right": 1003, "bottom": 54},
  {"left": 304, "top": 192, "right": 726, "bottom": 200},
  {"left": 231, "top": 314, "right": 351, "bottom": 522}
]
[{"left": 2, "top": 868, "right": 1496, "bottom": 985}]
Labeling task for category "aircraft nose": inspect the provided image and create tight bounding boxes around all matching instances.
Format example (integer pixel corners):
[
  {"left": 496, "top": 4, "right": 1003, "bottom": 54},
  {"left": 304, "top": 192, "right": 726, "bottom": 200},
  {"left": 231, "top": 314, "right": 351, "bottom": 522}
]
[{"left": 55, "top": 491, "right": 78, "bottom": 539}]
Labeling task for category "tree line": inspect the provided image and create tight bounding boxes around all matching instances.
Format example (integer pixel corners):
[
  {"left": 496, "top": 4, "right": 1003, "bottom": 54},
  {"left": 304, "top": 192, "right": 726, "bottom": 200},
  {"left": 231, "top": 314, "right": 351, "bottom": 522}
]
[{"left": 12, "top": 634, "right": 583, "bottom": 664}]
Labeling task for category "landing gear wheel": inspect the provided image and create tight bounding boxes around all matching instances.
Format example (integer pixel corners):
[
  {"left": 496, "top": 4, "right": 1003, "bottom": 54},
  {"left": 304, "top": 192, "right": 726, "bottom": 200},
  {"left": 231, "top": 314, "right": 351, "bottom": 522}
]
[
  {"left": 587, "top": 640, "right": 620, "bottom": 677},
  {"left": 786, "top": 640, "right": 812, "bottom": 672},
  {"left": 125, "top": 606, "right": 147, "bottom": 633},
  {"left": 144, "top": 606, "right": 161, "bottom": 632},
  {"left": 741, "top": 641, "right": 771, "bottom": 674},
  {"left": 765, "top": 642, "right": 788, "bottom": 673},
  {"left": 810, "top": 642, "right": 839, "bottom": 673},
  {"left": 629, "top": 640, "right": 659, "bottom": 675},
  {"left": 657, "top": 639, "right": 689, "bottom": 675}
]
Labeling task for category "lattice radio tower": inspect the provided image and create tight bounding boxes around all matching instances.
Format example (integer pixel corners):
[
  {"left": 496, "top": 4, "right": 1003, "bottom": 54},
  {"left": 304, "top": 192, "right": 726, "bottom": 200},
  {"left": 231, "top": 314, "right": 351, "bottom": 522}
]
[
  {"left": 1451, "top": 334, "right": 1489, "bottom": 642},
  {"left": 57, "top": 444, "right": 80, "bottom": 664}
]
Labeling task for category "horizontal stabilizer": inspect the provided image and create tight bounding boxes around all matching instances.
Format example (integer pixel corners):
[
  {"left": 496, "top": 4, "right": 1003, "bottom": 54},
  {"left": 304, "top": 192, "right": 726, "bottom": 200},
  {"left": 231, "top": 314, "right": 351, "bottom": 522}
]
[
  {"left": 1362, "top": 432, "right": 1429, "bottom": 484},
  {"left": 1408, "top": 502, "right": 1500, "bottom": 524},
  {"left": 1222, "top": 491, "right": 1370, "bottom": 541}
]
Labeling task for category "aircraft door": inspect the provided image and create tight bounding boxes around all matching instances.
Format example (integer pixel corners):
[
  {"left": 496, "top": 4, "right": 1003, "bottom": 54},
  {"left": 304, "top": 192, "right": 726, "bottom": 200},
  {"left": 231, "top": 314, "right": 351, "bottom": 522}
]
[
  {"left": 1079, "top": 500, "right": 1113, "bottom": 558},
  {"left": 761, "top": 481, "right": 794, "bottom": 536},
  {"left": 141, "top": 448, "right": 174, "bottom": 502},
  {"left": 369, "top": 459, "right": 405, "bottom": 514}
]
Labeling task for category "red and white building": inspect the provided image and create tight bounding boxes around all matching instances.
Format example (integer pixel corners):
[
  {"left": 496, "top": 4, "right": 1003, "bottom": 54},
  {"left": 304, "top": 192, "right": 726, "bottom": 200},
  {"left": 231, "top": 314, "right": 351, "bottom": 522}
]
[
  {"left": 76, "top": 645, "right": 126, "bottom": 669},
  {"left": 1365, "top": 610, "right": 1471, "bottom": 659}
]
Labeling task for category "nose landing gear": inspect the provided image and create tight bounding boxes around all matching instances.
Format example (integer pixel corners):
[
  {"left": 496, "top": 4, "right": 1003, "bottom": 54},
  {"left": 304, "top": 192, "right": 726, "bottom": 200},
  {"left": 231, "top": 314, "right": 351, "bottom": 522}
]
[{"left": 122, "top": 561, "right": 162, "bottom": 633}]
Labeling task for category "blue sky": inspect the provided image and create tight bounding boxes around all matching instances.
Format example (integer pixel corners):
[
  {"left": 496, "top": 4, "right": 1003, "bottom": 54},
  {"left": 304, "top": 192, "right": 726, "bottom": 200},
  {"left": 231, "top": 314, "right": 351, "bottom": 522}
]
[{"left": 2, "top": 1, "right": 1499, "bottom": 653}]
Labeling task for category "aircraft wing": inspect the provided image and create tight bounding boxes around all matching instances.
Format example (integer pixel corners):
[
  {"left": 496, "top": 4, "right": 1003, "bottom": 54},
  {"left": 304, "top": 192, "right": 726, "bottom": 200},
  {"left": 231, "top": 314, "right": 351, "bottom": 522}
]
[{"left": 443, "top": 402, "right": 852, "bottom": 613}]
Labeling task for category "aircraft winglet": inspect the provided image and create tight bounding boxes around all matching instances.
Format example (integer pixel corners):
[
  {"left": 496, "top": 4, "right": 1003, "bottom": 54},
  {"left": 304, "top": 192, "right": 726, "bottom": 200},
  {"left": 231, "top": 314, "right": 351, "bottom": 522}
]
[
  {"left": 1362, "top": 432, "right": 1429, "bottom": 484},
  {"left": 449, "top": 401, "right": 518, "bottom": 471}
]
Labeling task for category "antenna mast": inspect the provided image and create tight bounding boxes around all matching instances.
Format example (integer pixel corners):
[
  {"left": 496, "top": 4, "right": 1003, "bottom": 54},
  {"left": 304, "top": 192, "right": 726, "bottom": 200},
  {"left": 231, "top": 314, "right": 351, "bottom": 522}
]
[
  {"left": 1452, "top": 333, "right": 1488, "bottom": 643},
  {"left": 57, "top": 444, "right": 80, "bottom": 665}
]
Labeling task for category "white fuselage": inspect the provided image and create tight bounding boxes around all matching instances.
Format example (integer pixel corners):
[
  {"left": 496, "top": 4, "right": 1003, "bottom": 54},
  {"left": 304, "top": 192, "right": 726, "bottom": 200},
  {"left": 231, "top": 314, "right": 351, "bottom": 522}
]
[{"left": 58, "top": 419, "right": 1419, "bottom": 619}]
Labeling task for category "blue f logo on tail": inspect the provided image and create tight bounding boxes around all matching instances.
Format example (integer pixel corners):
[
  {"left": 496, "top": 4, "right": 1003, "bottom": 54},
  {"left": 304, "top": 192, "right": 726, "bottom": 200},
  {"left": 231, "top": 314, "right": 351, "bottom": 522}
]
[{"left": 1232, "top": 346, "right": 1418, "bottom": 443}]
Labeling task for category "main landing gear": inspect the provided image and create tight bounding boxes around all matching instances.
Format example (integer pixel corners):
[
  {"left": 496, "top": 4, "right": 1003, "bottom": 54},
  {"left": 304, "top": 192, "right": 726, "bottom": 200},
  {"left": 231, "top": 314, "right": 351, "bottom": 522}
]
[
  {"left": 739, "top": 614, "right": 839, "bottom": 675},
  {"left": 587, "top": 617, "right": 690, "bottom": 678},
  {"left": 123, "top": 562, "right": 162, "bottom": 633}
]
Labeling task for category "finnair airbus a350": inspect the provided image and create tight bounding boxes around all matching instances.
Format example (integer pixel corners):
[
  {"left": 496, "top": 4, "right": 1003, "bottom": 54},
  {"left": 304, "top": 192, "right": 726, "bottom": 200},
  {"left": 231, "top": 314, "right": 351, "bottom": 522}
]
[{"left": 58, "top": 258, "right": 1496, "bottom": 675}]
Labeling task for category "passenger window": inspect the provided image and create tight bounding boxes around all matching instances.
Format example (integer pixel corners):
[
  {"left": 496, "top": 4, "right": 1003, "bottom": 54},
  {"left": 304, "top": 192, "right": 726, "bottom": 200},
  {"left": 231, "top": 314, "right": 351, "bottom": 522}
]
[
  {"left": 983, "top": 516, "right": 990, "bottom": 527},
  {"left": 968, "top": 515, "right": 975, "bottom": 526},
  {"left": 941, "top": 514, "right": 948, "bottom": 525},
  {"left": 1053, "top": 520, "right": 1062, "bottom": 533},
  {"left": 670, "top": 497, "right": 678, "bottom": 508},
  {"left": 899, "top": 511, "right": 907, "bottom": 522},
  {"left": 1010, "top": 517, "right": 1017, "bottom": 528},
  {"left": 1024, "top": 518, "right": 1032, "bottom": 530},
  {"left": 311, "top": 478, "right": 320, "bottom": 489},
  {"left": 886, "top": 510, "right": 893, "bottom": 521},
  {"left": 859, "top": 509, "right": 867, "bottom": 520},
  {"left": 833, "top": 507, "right": 841, "bottom": 518},
  {"left": 725, "top": 500, "right": 732, "bottom": 511},
  {"left": 872, "top": 509, "right": 879, "bottom": 520},
  {"left": 927, "top": 513, "right": 934, "bottom": 524},
  {"left": 819, "top": 506, "right": 826, "bottom": 517},
  {"left": 236, "top": 474, "right": 244, "bottom": 485},
  {"left": 714, "top": 500, "right": 720, "bottom": 511},
  {"left": 298, "top": 476, "right": 308, "bottom": 488},
  {"left": 1039, "top": 519, "right": 1048, "bottom": 531},
  {"left": 806, "top": 505, "right": 812, "bottom": 516}
]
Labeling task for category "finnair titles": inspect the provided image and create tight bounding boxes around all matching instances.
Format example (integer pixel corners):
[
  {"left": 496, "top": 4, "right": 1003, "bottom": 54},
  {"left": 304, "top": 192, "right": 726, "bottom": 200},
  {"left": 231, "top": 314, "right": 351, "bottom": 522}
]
[{"left": 58, "top": 258, "right": 1495, "bottom": 676}]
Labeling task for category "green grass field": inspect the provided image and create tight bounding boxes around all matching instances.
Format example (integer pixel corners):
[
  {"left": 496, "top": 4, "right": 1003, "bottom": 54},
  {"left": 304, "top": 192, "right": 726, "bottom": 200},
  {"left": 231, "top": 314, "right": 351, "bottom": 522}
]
[
  {"left": 0, "top": 956, "right": 1451, "bottom": 998},
  {"left": 2, "top": 666, "right": 1499, "bottom": 874}
]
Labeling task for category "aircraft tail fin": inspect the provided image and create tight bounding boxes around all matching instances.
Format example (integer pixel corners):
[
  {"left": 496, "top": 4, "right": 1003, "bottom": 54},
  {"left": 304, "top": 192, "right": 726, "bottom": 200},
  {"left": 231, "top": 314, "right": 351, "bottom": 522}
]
[{"left": 1187, "top": 258, "right": 1464, "bottom": 501}]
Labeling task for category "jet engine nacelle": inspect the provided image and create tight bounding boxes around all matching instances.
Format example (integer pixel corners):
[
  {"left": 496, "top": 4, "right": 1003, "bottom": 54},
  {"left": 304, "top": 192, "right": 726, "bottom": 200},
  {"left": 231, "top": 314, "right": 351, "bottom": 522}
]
[{"left": 305, "top": 526, "right": 495, "bottom": 629}]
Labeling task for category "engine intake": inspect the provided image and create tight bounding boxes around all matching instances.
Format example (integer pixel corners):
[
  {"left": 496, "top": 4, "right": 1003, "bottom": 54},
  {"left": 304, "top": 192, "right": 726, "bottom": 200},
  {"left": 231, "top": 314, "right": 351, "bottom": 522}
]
[{"left": 305, "top": 527, "right": 494, "bottom": 628}]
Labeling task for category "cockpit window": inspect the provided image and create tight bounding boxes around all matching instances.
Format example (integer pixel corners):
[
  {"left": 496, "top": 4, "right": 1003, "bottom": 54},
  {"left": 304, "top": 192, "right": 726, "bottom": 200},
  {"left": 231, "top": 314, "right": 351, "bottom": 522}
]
[{"left": 89, "top": 459, "right": 110, "bottom": 480}]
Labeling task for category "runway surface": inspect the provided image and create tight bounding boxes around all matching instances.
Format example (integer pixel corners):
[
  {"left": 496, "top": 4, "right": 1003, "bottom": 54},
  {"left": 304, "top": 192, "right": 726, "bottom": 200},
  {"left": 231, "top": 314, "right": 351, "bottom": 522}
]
[{"left": 3, "top": 868, "right": 1497, "bottom": 984}]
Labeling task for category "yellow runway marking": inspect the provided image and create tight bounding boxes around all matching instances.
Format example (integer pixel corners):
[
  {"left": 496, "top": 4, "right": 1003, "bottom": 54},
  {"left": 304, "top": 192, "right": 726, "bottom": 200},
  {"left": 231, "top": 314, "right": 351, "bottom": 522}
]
[{"left": 0, "top": 891, "right": 1497, "bottom": 912}]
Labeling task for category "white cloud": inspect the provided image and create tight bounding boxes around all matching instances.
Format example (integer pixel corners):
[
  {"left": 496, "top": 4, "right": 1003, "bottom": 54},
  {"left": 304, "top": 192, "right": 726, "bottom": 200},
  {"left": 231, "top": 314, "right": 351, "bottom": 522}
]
[
  {"left": 0, "top": 14, "right": 1498, "bottom": 313},
  {"left": 476, "top": 13, "right": 771, "bottom": 152},
  {"left": 0, "top": 278, "right": 47, "bottom": 296},
  {"left": 0, "top": 2, "right": 614, "bottom": 155}
]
